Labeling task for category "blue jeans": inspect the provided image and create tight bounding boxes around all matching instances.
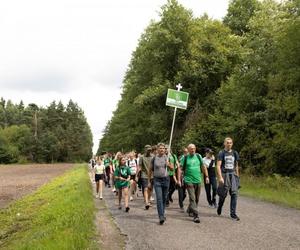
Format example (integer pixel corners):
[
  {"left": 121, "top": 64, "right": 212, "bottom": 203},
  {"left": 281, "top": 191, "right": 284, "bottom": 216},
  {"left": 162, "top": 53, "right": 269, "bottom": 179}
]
[{"left": 154, "top": 176, "right": 170, "bottom": 220}]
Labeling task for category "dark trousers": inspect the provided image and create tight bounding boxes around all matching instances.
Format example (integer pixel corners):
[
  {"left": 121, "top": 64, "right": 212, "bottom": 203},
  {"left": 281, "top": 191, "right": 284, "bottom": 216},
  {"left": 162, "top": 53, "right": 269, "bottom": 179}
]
[
  {"left": 204, "top": 175, "right": 217, "bottom": 205},
  {"left": 105, "top": 167, "right": 110, "bottom": 186},
  {"left": 154, "top": 177, "right": 170, "bottom": 220},
  {"left": 218, "top": 189, "right": 238, "bottom": 216},
  {"left": 178, "top": 183, "right": 186, "bottom": 208},
  {"left": 168, "top": 176, "right": 176, "bottom": 202}
]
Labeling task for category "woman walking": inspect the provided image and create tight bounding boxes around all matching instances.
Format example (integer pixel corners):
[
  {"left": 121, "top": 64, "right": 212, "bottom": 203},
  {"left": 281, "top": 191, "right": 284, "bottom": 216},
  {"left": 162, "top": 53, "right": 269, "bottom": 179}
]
[
  {"left": 114, "top": 156, "right": 131, "bottom": 212},
  {"left": 94, "top": 158, "right": 106, "bottom": 199}
]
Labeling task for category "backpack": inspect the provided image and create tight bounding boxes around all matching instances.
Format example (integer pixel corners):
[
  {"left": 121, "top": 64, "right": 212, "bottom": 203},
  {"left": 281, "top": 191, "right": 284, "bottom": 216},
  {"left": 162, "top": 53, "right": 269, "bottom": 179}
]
[{"left": 182, "top": 153, "right": 202, "bottom": 171}]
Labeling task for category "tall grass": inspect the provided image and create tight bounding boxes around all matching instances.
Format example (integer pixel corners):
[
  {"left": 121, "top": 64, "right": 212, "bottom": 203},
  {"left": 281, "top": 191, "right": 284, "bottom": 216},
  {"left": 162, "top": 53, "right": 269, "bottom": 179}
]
[
  {"left": 0, "top": 164, "right": 96, "bottom": 250},
  {"left": 240, "top": 174, "right": 300, "bottom": 209}
]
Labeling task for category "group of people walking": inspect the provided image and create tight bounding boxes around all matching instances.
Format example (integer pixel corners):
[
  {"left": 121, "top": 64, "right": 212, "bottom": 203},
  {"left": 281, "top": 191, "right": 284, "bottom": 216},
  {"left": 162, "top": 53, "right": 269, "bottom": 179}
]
[{"left": 90, "top": 137, "right": 240, "bottom": 225}]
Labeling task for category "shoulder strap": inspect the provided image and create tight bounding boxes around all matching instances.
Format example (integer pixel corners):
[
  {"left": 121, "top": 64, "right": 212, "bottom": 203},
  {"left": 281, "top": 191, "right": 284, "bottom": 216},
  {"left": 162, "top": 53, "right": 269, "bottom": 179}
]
[
  {"left": 183, "top": 155, "right": 187, "bottom": 170},
  {"left": 196, "top": 153, "right": 201, "bottom": 163}
]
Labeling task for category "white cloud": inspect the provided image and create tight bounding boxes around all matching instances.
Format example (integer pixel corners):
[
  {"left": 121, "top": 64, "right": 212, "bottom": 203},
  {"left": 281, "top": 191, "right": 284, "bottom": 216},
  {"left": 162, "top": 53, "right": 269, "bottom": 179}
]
[{"left": 0, "top": 0, "right": 229, "bottom": 154}]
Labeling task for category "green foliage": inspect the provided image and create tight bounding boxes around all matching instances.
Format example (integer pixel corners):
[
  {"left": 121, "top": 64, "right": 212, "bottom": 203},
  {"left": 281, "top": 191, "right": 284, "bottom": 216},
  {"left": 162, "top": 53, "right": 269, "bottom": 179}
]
[
  {"left": 0, "top": 165, "right": 96, "bottom": 249},
  {"left": 223, "top": 0, "right": 261, "bottom": 35},
  {"left": 240, "top": 174, "right": 300, "bottom": 209},
  {"left": 0, "top": 99, "right": 93, "bottom": 163},
  {"left": 99, "top": 0, "right": 299, "bottom": 176}
]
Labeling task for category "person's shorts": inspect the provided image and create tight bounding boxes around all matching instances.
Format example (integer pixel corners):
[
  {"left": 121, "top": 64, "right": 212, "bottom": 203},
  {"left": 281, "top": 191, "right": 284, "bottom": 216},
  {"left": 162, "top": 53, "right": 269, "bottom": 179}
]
[
  {"left": 130, "top": 174, "right": 136, "bottom": 181},
  {"left": 141, "top": 178, "right": 148, "bottom": 189},
  {"left": 95, "top": 174, "right": 105, "bottom": 182}
]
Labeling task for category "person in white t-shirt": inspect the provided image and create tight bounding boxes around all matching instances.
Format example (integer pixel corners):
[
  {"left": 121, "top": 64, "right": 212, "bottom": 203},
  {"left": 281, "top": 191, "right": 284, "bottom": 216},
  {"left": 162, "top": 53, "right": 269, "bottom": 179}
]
[
  {"left": 94, "top": 158, "right": 106, "bottom": 199},
  {"left": 127, "top": 152, "right": 138, "bottom": 201}
]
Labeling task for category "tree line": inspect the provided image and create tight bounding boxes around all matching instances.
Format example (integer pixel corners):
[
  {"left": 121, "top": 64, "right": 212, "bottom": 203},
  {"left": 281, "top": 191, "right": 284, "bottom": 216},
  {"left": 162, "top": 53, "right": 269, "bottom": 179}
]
[
  {"left": 0, "top": 98, "right": 93, "bottom": 163},
  {"left": 98, "top": 0, "right": 299, "bottom": 176}
]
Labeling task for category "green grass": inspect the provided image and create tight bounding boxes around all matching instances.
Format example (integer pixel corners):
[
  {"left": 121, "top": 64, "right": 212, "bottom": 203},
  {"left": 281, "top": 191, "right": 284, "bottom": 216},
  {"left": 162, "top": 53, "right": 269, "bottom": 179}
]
[
  {"left": 0, "top": 164, "right": 97, "bottom": 250},
  {"left": 240, "top": 174, "right": 300, "bottom": 210}
]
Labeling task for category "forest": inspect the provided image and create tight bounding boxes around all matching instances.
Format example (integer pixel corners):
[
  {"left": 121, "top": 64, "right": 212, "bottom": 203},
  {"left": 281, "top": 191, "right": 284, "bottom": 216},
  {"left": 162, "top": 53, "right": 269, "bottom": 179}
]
[
  {"left": 0, "top": 98, "right": 93, "bottom": 163},
  {"left": 98, "top": 0, "right": 300, "bottom": 176}
]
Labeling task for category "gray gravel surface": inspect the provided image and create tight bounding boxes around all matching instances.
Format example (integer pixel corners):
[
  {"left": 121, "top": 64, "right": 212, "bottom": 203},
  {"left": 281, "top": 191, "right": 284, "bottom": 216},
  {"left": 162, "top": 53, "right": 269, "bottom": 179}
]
[{"left": 101, "top": 186, "right": 300, "bottom": 250}]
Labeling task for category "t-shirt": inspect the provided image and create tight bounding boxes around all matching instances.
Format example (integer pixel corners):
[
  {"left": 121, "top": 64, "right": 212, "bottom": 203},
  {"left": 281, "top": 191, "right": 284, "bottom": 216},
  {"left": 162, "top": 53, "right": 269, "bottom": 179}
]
[
  {"left": 114, "top": 165, "right": 131, "bottom": 189},
  {"left": 217, "top": 150, "right": 239, "bottom": 173},
  {"left": 152, "top": 155, "right": 168, "bottom": 178},
  {"left": 127, "top": 159, "right": 138, "bottom": 175},
  {"left": 203, "top": 157, "right": 216, "bottom": 177},
  {"left": 139, "top": 155, "right": 152, "bottom": 179},
  {"left": 95, "top": 164, "right": 105, "bottom": 175},
  {"left": 180, "top": 154, "right": 203, "bottom": 184},
  {"left": 104, "top": 158, "right": 111, "bottom": 168},
  {"left": 113, "top": 159, "right": 119, "bottom": 169},
  {"left": 168, "top": 154, "right": 178, "bottom": 176}
]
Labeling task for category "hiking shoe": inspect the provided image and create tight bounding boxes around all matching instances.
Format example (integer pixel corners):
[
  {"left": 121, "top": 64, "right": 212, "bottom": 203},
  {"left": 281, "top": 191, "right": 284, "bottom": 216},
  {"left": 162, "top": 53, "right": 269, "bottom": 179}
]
[
  {"left": 125, "top": 207, "right": 130, "bottom": 212},
  {"left": 186, "top": 208, "right": 193, "bottom": 217},
  {"left": 231, "top": 214, "right": 240, "bottom": 221},
  {"left": 217, "top": 206, "right": 222, "bottom": 216},
  {"left": 208, "top": 204, "right": 214, "bottom": 208},
  {"left": 193, "top": 216, "right": 200, "bottom": 223}
]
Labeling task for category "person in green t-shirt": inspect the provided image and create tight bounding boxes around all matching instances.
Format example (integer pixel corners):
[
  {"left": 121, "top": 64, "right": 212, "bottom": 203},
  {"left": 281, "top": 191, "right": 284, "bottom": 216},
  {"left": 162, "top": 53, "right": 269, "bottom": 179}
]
[
  {"left": 165, "top": 145, "right": 179, "bottom": 207},
  {"left": 104, "top": 154, "right": 112, "bottom": 188},
  {"left": 180, "top": 144, "right": 209, "bottom": 223},
  {"left": 114, "top": 156, "right": 131, "bottom": 212},
  {"left": 112, "top": 152, "right": 122, "bottom": 193}
]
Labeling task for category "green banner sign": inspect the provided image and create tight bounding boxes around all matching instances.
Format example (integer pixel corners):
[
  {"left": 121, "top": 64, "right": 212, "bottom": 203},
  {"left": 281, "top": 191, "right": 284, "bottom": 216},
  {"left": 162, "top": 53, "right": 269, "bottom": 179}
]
[{"left": 166, "top": 89, "right": 189, "bottom": 110}]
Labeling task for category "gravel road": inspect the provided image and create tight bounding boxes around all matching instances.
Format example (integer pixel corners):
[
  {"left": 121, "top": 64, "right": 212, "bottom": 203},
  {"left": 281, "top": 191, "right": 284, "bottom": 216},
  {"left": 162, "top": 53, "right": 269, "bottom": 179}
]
[{"left": 101, "top": 185, "right": 300, "bottom": 250}]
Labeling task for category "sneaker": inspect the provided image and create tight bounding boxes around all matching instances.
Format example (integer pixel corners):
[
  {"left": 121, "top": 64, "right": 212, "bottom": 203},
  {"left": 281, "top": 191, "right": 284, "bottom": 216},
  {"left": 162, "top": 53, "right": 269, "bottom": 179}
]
[
  {"left": 118, "top": 206, "right": 122, "bottom": 210},
  {"left": 159, "top": 219, "right": 165, "bottom": 225},
  {"left": 112, "top": 188, "right": 116, "bottom": 192},
  {"left": 125, "top": 207, "right": 130, "bottom": 212},
  {"left": 186, "top": 208, "right": 193, "bottom": 217},
  {"left": 193, "top": 216, "right": 200, "bottom": 223},
  {"left": 145, "top": 204, "right": 150, "bottom": 210},
  {"left": 217, "top": 206, "right": 222, "bottom": 216},
  {"left": 231, "top": 214, "right": 240, "bottom": 221},
  {"left": 208, "top": 204, "right": 215, "bottom": 209},
  {"left": 150, "top": 196, "right": 155, "bottom": 201},
  {"left": 130, "top": 196, "right": 133, "bottom": 201},
  {"left": 100, "top": 196, "right": 103, "bottom": 200},
  {"left": 95, "top": 193, "right": 99, "bottom": 198}
]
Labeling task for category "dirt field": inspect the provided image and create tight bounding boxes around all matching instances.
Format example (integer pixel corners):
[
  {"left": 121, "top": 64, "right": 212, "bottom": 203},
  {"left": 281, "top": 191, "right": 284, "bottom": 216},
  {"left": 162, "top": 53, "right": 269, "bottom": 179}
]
[{"left": 0, "top": 163, "right": 74, "bottom": 209}]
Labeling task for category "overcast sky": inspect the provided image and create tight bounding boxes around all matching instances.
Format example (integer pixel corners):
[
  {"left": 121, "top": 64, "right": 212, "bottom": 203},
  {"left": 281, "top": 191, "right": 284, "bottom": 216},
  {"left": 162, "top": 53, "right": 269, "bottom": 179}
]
[{"left": 0, "top": 0, "right": 229, "bottom": 153}]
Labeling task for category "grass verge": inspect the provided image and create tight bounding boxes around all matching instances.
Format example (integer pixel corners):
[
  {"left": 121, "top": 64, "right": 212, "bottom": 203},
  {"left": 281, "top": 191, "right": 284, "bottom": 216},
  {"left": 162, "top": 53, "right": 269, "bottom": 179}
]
[
  {"left": 0, "top": 164, "right": 96, "bottom": 250},
  {"left": 240, "top": 174, "right": 300, "bottom": 210}
]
